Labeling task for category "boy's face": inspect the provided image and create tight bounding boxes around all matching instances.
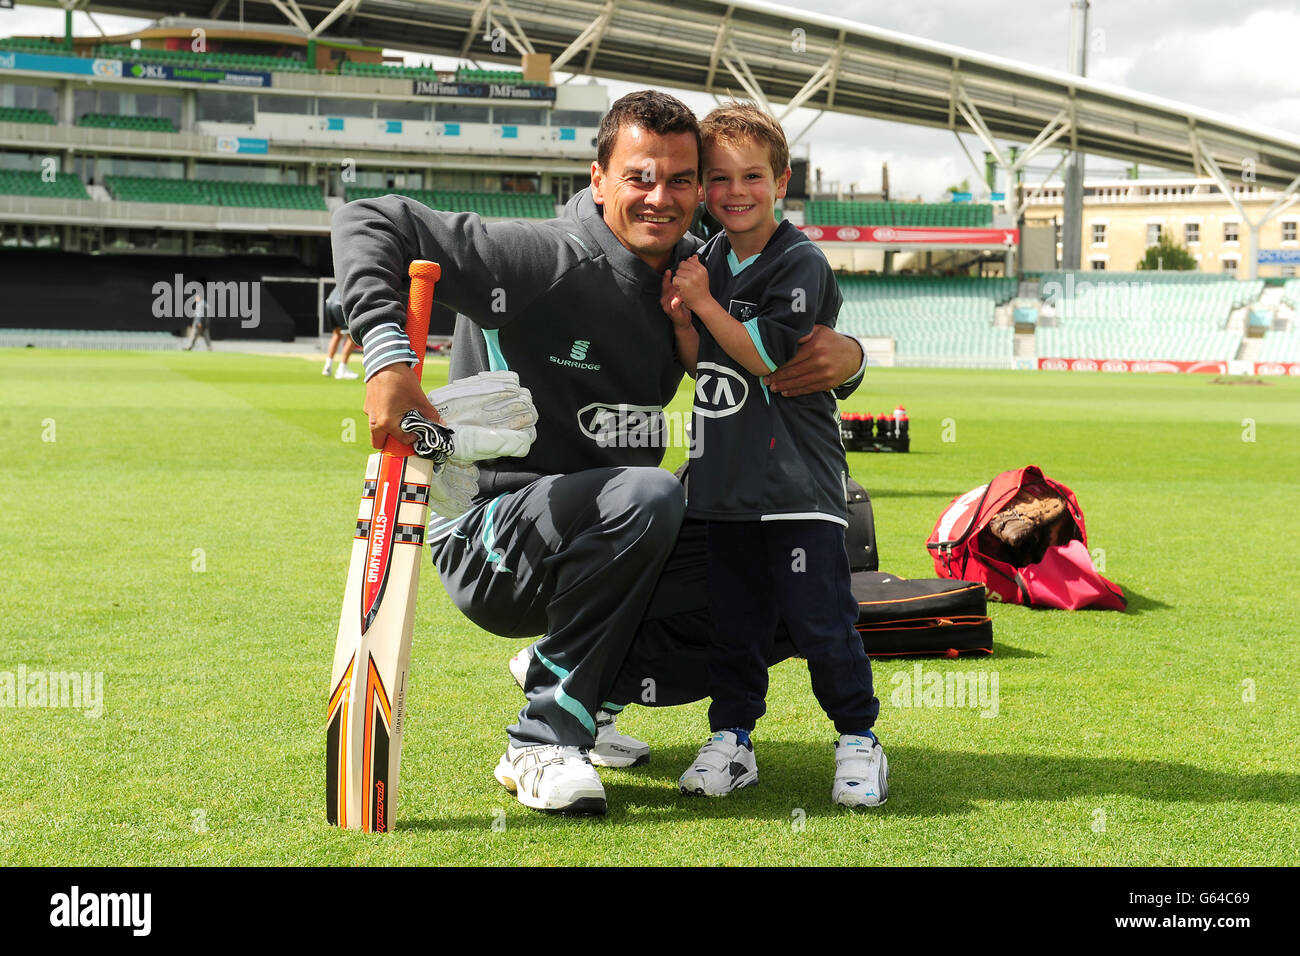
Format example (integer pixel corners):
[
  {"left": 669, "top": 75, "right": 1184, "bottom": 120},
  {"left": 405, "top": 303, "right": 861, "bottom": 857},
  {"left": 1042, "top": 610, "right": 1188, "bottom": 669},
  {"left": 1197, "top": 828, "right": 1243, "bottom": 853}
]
[{"left": 703, "top": 138, "right": 791, "bottom": 244}]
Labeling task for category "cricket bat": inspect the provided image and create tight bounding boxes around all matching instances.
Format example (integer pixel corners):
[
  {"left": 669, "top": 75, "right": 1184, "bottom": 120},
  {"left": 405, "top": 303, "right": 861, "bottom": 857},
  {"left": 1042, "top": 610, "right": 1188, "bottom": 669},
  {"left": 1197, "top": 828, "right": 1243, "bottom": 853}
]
[{"left": 327, "top": 259, "right": 441, "bottom": 832}]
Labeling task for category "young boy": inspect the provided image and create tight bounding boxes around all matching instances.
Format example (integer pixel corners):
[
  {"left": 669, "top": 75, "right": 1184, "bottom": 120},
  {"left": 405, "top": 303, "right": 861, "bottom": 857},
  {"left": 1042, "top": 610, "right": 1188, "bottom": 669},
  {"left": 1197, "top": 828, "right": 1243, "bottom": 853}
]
[{"left": 662, "top": 103, "right": 887, "bottom": 807}]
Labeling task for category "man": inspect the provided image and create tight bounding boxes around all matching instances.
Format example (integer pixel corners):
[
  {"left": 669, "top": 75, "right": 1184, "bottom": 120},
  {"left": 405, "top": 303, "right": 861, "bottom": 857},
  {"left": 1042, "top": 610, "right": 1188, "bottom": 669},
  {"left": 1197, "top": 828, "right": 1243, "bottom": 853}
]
[
  {"left": 321, "top": 285, "right": 360, "bottom": 379},
  {"left": 332, "top": 90, "right": 865, "bottom": 815},
  {"left": 184, "top": 281, "right": 212, "bottom": 351}
]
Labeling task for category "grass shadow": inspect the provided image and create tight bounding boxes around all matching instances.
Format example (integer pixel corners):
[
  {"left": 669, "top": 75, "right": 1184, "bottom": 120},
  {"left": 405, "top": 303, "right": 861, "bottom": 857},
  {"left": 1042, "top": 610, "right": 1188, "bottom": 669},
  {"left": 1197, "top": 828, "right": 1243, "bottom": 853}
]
[
  {"left": 1119, "top": 587, "right": 1172, "bottom": 615},
  {"left": 396, "top": 740, "right": 1300, "bottom": 832}
]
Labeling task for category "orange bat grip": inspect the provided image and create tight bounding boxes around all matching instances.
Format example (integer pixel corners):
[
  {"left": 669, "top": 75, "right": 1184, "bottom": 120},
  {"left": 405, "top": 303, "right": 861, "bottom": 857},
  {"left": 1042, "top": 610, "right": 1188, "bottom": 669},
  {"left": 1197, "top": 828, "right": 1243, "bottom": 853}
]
[{"left": 382, "top": 259, "right": 442, "bottom": 458}]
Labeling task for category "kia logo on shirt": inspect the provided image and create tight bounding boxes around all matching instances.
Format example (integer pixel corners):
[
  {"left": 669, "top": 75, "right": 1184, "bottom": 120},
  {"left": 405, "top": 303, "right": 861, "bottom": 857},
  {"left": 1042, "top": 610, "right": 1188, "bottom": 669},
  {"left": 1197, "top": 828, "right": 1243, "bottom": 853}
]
[{"left": 693, "top": 362, "right": 749, "bottom": 418}]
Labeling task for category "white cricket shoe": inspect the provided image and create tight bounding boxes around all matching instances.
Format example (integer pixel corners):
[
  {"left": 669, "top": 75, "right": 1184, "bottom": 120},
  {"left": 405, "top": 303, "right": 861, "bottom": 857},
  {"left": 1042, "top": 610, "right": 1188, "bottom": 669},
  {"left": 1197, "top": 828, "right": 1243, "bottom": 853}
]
[
  {"left": 321, "top": 360, "right": 333, "bottom": 376},
  {"left": 678, "top": 731, "right": 758, "bottom": 796},
  {"left": 832, "top": 733, "right": 889, "bottom": 808},
  {"left": 509, "top": 645, "right": 651, "bottom": 768},
  {"left": 334, "top": 364, "right": 359, "bottom": 380},
  {"left": 494, "top": 744, "right": 607, "bottom": 814}
]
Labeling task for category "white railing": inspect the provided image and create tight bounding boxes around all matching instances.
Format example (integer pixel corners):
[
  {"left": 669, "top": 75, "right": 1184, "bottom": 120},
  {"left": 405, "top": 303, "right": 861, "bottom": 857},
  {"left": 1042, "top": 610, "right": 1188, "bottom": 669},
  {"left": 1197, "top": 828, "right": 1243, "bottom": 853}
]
[
  {"left": 0, "top": 194, "right": 330, "bottom": 231},
  {"left": 0, "top": 121, "right": 212, "bottom": 154}
]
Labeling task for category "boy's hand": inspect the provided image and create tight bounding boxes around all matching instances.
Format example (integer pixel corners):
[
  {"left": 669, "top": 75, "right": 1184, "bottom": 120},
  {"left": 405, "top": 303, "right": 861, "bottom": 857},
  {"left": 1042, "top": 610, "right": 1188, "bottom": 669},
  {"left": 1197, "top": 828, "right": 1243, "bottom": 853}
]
[
  {"left": 660, "top": 271, "right": 692, "bottom": 329},
  {"left": 671, "top": 256, "right": 712, "bottom": 311}
]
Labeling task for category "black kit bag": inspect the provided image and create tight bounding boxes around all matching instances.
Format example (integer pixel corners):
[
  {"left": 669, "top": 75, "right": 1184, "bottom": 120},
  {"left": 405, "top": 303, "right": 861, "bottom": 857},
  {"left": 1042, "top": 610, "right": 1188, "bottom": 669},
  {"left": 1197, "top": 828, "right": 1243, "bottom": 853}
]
[
  {"left": 852, "top": 572, "right": 993, "bottom": 657},
  {"left": 843, "top": 478, "right": 878, "bottom": 572}
]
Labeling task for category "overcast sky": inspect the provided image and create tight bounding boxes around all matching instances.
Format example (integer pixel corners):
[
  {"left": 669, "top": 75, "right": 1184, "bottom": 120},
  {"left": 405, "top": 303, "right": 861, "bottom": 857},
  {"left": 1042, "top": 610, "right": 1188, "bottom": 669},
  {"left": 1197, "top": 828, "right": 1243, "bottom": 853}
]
[{"left": 4, "top": 0, "right": 1297, "bottom": 200}]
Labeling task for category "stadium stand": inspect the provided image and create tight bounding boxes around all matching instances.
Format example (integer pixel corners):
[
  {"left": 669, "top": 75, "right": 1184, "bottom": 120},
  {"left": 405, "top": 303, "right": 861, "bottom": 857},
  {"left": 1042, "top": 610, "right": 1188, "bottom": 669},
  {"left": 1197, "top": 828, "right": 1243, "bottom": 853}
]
[
  {"left": 1035, "top": 326, "right": 1243, "bottom": 361},
  {"left": 1256, "top": 330, "right": 1300, "bottom": 362},
  {"left": 1280, "top": 278, "right": 1300, "bottom": 310},
  {"left": 456, "top": 67, "right": 541, "bottom": 85},
  {"left": 805, "top": 200, "right": 994, "bottom": 227},
  {"left": 1032, "top": 271, "right": 1260, "bottom": 361},
  {"left": 340, "top": 61, "right": 441, "bottom": 80},
  {"left": 104, "top": 175, "right": 327, "bottom": 210},
  {"left": 77, "top": 113, "right": 178, "bottom": 133},
  {"left": 343, "top": 185, "right": 555, "bottom": 218},
  {"left": 95, "top": 43, "right": 314, "bottom": 73},
  {"left": 0, "top": 169, "right": 91, "bottom": 200},
  {"left": 836, "top": 275, "right": 1017, "bottom": 366},
  {"left": 0, "top": 37, "right": 72, "bottom": 54},
  {"left": 0, "top": 106, "right": 57, "bottom": 125}
]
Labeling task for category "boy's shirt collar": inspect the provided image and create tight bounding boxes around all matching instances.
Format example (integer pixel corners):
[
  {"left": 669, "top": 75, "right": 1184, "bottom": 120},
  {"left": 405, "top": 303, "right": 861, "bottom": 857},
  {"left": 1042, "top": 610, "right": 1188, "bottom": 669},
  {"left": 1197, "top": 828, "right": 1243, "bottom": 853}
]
[{"left": 715, "top": 219, "right": 801, "bottom": 275}]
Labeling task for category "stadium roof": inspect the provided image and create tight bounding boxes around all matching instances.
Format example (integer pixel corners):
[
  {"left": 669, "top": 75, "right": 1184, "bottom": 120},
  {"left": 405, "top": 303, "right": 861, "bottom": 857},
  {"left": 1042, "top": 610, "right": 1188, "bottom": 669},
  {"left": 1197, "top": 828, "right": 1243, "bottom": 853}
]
[{"left": 21, "top": 0, "right": 1300, "bottom": 191}]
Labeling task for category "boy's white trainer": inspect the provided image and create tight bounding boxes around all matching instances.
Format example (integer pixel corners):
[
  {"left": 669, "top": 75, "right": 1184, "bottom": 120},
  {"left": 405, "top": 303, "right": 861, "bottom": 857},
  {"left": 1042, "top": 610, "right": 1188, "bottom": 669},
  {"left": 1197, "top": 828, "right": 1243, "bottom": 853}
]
[
  {"left": 678, "top": 731, "right": 758, "bottom": 796},
  {"left": 509, "top": 645, "right": 650, "bottom": 768},
  {"left": 494, "top": 744, "right": 607, "bottom": 815},
  {"left": 832, "top": 733, "right": 889, "bottom": 808}
]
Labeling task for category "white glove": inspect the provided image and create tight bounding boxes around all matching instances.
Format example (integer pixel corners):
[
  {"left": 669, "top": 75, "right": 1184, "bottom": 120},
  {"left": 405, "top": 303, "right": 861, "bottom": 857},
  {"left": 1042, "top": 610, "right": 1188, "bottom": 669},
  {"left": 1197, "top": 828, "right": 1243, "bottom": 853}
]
[
  {"left": 427, "top": 371, "right": 538, "bottom": 431},
  {"left": 400, "top": 411, "right": 536, "bottom": 465},
  {"left": 426, "top": 460, "right": 479, "bottom": 519}
]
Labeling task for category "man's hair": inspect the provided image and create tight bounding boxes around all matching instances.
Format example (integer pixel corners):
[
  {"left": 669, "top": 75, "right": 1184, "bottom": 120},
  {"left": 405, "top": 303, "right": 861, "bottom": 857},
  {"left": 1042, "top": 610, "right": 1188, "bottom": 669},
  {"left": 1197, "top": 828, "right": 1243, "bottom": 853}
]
[
  {"left": 699, "top": 102, "right": 790, "bottom": 179},
  {"left": 595, "top": 90, "right": 701, "bottom": 172}
]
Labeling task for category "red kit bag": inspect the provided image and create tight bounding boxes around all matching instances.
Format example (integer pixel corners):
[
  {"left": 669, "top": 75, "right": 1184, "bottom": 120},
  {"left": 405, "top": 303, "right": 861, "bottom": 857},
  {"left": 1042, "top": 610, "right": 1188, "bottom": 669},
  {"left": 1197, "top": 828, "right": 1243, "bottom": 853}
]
[{"left": 926, "top": 465, "right": 1125, "bottom": 610}]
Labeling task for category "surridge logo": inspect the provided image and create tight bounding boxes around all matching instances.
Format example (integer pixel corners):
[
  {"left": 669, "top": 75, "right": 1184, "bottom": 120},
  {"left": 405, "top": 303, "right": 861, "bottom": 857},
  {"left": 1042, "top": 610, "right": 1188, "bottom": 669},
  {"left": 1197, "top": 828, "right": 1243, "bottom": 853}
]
[
  {"left": 693, "top": 362, "right": 749, "bottom": 418},
  {"left": 550, "top": 338, "right": 600, "bottom": 370}
]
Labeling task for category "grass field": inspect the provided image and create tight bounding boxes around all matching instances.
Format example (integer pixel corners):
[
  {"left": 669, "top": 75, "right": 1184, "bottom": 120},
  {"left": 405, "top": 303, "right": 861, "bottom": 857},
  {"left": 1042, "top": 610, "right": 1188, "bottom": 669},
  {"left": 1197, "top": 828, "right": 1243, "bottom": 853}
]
[{"left": 2, "top": 350, "right": 1297, "bottom": 866}]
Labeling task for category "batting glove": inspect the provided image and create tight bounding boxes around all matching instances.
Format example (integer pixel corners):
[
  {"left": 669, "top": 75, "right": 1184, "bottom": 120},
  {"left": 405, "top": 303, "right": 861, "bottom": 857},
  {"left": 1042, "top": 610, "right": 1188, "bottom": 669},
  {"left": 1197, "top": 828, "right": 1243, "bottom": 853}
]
[
  {"left": 400, "top": 411, "right": 536, "bottom": 468},
  {"left": 426, "top": 460, "right": 479, "bottom": 519},
  {"left": 426, "top": 371, "right": 538, "bottom": 432}
]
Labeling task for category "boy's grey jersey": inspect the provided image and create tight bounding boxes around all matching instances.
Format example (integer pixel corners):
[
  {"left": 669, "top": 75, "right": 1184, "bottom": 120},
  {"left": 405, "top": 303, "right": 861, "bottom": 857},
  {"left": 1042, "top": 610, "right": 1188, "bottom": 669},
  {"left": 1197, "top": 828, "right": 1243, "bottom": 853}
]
[
  {"left": 332, "top": 189, "right": 699, "bottom": 496},
  {"left": 687, "top": 220, "right": 849, "bottom": 525}
]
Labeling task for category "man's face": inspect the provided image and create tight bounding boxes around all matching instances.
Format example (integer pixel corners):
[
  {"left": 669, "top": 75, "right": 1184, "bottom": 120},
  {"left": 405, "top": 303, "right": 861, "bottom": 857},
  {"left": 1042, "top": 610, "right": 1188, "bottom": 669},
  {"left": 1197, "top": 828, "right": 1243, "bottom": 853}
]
[{"left": 590, "top": 124, "right": 701, "bottom": 271}]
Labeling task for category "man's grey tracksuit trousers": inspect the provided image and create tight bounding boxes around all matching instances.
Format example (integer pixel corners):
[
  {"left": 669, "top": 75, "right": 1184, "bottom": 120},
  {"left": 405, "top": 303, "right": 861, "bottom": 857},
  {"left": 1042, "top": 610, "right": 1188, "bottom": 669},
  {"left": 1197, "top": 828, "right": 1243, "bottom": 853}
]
[{"left": 432, "top": 466, "right": 767, "bottom": 749}]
